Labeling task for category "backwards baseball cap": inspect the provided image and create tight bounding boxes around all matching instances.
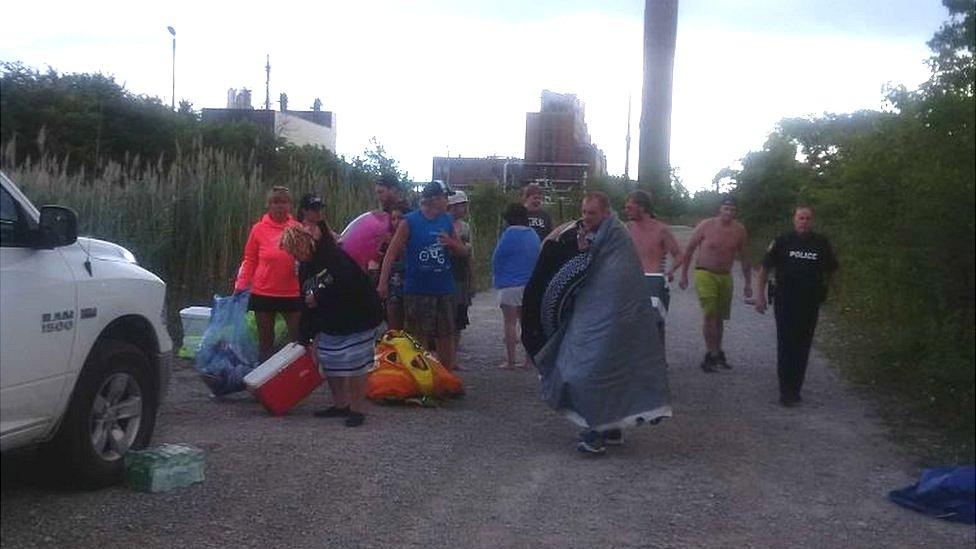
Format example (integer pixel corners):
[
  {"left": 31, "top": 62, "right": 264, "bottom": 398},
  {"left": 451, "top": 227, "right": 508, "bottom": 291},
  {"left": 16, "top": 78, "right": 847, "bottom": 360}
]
[
  {"left": 299, "top": 193, "right": 324, "bottom": 210},
  {"left": 720, "top": 195, "right": 737, "bottom": 207},
  {"left": 421, "top": 180, "right": 454, "bottom": 199},
  {"left": 448, "top": 190, "right": 468, "bottom": 205}
]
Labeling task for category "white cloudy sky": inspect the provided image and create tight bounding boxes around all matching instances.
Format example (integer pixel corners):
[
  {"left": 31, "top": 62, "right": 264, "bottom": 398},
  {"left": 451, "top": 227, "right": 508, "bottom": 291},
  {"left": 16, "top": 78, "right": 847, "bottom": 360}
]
[{"left": 1, "top": 0, "right": 949, "bottom": 191}]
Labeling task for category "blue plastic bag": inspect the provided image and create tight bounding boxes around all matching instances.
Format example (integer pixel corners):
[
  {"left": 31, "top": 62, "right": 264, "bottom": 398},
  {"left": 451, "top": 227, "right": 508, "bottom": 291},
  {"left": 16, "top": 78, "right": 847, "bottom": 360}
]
[
  {"left": 194, "top": 291, "right": 258, "bottom": 396},
  {"left": 888, "top": 465, "right": 975, "bottom": 524}
]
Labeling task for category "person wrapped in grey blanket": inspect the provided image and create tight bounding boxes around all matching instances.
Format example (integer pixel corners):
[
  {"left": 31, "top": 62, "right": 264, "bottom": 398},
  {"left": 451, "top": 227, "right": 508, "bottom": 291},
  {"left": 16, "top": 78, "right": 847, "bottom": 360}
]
[{"left": 524, "top": 191, "right": 671, "bottom": 454}]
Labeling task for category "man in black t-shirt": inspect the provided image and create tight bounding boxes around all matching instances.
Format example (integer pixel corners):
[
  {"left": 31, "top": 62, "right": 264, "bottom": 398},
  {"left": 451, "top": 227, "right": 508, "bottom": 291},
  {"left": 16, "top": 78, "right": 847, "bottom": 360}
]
[
  {"left": 755, "top": 206, "right": 839, "bottom": 407},
  {"left": 523, "top": 184, "right": 553, "bottom": 242}
]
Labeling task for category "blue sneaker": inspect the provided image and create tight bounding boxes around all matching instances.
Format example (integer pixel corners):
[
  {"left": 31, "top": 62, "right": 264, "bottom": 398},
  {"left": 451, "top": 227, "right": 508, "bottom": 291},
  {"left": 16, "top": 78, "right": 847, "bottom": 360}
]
[
  {"left": 577, "top": 430, "right": 606, "bottom": 455},
  {"left": 604, "top": 429, "right": 623, "bottom": 446}
]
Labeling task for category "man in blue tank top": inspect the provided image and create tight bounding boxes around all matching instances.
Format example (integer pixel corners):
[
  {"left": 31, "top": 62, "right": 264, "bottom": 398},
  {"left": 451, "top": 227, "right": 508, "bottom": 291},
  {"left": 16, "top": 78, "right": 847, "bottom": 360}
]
[{"left": 379, "top": 180, "right": 469, "bottom": 371}]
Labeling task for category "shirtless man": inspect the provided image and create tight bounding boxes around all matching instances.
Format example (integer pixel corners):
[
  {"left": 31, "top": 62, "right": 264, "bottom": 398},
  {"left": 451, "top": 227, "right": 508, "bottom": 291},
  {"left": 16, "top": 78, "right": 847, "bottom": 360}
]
[
  {"left": 625, "top": 190, "right": 683, "bottom": 319},
  {"left": 679, "top": 197, "right": 752, "bottom": 372}
]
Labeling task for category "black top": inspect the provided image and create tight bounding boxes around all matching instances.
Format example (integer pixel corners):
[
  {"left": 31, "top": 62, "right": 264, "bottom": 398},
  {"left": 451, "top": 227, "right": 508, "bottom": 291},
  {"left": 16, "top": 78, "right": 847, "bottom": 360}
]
[
  {"left": 527, "top": 210, "right": 553, "bottom": 242},
  {"left": 762, "top": 231, "right": 838, "bottom": 301},
  {"left": 520, "top": 222, "right": 582, "bottom": 357},
  {"left": 299, "top": 222, "right": 384, "bottom": 341}
]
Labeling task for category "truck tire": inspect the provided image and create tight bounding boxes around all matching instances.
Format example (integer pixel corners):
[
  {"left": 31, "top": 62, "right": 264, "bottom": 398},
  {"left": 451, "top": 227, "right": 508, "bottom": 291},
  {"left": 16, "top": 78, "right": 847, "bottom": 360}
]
[{"left": 44, "top": 339, "right": 158, "bottom": 488}]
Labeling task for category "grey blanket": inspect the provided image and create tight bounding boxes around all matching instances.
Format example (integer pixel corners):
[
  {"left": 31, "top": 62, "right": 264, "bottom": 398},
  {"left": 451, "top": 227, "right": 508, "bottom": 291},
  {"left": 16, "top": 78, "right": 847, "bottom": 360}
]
[{"left": 534, "top": 215, "right": 672, "bottom": 431}]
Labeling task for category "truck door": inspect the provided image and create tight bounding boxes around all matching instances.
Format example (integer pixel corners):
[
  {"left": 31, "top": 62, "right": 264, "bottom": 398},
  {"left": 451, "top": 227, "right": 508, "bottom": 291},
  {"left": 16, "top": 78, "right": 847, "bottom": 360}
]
[{"left": 0, "top": 184, "right": 78, "bottom": 444}]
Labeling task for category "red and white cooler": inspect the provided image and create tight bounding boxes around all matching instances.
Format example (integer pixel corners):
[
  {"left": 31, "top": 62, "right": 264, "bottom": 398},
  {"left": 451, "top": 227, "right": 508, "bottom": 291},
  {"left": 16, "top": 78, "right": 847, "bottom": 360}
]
[{"left": 244, "top": 343, "right": 323, "bottom": 416}]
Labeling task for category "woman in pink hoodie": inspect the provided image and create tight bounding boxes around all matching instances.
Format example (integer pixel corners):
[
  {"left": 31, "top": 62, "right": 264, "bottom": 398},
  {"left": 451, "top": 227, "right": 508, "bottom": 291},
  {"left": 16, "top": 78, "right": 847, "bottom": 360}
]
[{"left": 235, "top": 186, "right": 302, "bottom": 361}]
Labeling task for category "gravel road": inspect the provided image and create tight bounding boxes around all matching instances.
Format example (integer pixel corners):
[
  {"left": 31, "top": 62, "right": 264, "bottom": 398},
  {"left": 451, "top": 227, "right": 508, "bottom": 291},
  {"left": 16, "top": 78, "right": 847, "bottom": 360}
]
[{"left": 2, "top": 227, "right": 973, "bottom": 548}]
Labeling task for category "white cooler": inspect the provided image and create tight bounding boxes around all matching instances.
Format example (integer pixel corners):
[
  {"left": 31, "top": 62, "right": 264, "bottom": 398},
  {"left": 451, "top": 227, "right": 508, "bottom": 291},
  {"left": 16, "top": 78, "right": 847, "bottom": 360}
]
[
  {"left": 179, "top": 306, "right": 211, "bottom": 359},
  {"left": 180, "top": 306, "right": 211, "bottom": 338}
]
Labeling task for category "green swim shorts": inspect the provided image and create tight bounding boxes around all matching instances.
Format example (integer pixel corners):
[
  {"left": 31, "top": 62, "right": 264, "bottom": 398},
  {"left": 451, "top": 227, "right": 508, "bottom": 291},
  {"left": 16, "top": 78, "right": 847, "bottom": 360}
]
[{"left": 694, "top": 269, "right": 733, "bottom": 320}]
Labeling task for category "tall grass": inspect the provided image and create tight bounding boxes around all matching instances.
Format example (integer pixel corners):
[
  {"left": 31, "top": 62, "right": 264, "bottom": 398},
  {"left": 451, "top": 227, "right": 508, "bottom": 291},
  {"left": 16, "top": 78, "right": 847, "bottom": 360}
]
[
  {"left": 2, "top": 142, "right": 374, "bottom": 333},
  {"left": 3, "top": 144, "right": 604, "bottom": 338}
]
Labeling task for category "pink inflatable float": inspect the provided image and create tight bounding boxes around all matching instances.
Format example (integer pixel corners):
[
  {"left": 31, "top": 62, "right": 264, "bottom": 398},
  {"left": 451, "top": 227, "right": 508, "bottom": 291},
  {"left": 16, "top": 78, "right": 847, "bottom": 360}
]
[{"left": 340, "top": 211, "right": 392, "bottom": 271}]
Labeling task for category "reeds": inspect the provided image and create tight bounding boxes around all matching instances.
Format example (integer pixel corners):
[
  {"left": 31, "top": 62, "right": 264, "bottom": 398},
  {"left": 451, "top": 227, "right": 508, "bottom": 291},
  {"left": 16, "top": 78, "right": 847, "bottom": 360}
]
[{"left": 1, "top": 141, "right": 374, "bottom": 317}]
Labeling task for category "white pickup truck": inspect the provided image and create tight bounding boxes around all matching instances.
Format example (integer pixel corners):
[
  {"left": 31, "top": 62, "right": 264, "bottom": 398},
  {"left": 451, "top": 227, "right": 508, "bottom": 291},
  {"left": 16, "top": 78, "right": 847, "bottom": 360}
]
[{"left": 0, "top": 171, "right": 172, "bottom": 487}]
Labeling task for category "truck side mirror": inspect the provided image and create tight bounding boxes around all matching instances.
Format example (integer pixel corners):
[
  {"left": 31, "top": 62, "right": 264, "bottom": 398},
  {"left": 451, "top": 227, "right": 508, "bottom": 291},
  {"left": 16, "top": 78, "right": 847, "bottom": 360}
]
[{"left": 36, "top": 206, "right": 78, "bottom": 248}]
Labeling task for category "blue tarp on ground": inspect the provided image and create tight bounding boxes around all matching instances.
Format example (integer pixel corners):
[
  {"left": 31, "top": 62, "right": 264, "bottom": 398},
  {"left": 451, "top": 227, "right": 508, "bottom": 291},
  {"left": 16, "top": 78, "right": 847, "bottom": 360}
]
[{"left": 888, "top": 465, "right": 975, "bottom": 524}]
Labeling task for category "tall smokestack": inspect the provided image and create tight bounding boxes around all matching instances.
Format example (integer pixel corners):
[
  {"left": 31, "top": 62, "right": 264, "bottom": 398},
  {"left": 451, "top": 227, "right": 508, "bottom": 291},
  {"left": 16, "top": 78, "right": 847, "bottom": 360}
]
[
  {"left": 624, "top": 93, "right": 632, "bottom": 182},
  {"left": 638, "top": 0, "right": 679, "bottom": 199}
]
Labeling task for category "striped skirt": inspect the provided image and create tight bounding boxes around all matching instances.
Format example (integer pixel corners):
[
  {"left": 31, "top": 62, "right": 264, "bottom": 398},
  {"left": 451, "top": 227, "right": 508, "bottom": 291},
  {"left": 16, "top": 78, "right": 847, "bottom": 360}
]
[{"left": 314, "top": 327, "right": 380, "bottom": 378}]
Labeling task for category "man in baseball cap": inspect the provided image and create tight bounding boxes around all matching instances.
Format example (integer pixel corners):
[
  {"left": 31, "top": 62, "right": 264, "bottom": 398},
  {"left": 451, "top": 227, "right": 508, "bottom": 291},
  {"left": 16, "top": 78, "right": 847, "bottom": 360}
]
[
  {"left": 421, "top": 179, "right": 455, "bottom": 199},
  {"left": 299, "top": 193, "right": 324, "bottom": 211},
  {"left": 378, "top": 179, "right": 467, "bottom": 371}
]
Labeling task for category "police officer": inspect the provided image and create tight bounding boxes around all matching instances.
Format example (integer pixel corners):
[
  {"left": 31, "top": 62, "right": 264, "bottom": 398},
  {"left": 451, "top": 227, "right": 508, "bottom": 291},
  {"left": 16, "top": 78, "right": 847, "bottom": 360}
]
[{"left": 755, "top": 205, "right": 838, "bottom": 407}]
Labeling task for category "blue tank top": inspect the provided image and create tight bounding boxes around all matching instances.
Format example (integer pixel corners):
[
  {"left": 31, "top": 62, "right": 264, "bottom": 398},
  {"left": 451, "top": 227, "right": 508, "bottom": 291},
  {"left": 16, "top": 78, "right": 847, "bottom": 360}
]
[{"left": 404, "top": 210, "right": 456, "bottom": 295}]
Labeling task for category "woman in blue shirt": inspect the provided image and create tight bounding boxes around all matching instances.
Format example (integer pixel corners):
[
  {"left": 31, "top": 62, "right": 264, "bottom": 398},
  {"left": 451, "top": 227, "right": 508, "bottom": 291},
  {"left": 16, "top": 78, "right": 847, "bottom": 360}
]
[{"left": 492, "top": 204, "right": 542, "bottom": 369}]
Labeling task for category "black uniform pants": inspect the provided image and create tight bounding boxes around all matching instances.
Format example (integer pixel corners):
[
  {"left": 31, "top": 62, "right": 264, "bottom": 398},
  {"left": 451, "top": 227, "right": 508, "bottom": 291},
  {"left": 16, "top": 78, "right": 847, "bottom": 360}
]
[{"left": 774, "top": 294, "right": 821, "bottom": 399}]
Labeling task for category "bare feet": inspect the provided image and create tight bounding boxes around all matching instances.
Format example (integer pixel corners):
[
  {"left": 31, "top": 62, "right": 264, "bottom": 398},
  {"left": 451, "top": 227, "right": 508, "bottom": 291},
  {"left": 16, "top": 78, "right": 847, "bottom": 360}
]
[{"left": 498, "top": 362, "right": 515, "bottom": 370}]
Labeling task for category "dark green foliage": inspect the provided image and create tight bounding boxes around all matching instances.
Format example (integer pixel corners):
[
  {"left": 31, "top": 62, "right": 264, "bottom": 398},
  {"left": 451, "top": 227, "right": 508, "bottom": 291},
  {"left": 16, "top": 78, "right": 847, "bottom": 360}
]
[
  {"left": 731, "top": 133, "right": 814, "bottom": 230},
  {"left": 0, "top": 62, "right": 197, "bottom": 175},
  {"left": 926, "top": 0, "right": 976, "bottom": 96}
]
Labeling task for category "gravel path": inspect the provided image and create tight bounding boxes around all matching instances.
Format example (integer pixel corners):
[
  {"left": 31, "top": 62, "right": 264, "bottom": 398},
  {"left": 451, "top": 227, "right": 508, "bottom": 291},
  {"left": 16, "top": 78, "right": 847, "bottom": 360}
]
[{"left": 3, "top": 228, "right": 973, "bottom": 548}]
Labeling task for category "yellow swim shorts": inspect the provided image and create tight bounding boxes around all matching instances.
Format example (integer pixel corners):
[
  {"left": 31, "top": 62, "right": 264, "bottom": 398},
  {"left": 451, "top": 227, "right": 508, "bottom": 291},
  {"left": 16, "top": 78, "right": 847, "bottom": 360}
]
[{"left": 694, "top": 269, "right": 733, "bottom": 320}]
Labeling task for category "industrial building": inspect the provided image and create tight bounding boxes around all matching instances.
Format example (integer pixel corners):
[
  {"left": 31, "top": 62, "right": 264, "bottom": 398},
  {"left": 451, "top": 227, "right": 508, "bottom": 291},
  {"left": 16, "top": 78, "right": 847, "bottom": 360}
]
[{"left": 201, "top": 88, "right": 337, "bottom": 152}]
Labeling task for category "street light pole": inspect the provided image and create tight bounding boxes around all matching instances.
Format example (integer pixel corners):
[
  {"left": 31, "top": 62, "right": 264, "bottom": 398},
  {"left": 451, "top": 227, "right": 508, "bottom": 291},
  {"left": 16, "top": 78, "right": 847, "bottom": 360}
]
[{"left": 167, "top": 26, "right": 176, "bottom": 111}]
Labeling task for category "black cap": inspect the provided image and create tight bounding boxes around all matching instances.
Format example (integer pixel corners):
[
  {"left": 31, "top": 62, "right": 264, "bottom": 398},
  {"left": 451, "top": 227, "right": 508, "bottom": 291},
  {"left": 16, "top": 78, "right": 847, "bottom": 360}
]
[
  {"left": 720, "top": 195, "right": 737, "bottom": 207},
  {"left": 299, "top": 193, "right": 324, "bottom": 210},
  {"left": 421, "top": 180, "right": 454, "bottom": 199}
]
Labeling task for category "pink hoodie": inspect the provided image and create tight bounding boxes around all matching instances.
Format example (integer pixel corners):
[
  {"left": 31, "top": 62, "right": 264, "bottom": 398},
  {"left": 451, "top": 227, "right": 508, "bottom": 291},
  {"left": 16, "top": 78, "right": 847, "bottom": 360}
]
[{"left": 235, "top": 214, "right": 301, "bottom": 297}]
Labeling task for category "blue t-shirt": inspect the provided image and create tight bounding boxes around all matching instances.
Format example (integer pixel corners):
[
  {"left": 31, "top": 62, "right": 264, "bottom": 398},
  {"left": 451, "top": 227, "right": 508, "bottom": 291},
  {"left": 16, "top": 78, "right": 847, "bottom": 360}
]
[
  {"left": 404, "top": 210, "right": 456, "bottom": 295},
  {"left": 492, "top": 226, "right": 541, "bottom": 289}
]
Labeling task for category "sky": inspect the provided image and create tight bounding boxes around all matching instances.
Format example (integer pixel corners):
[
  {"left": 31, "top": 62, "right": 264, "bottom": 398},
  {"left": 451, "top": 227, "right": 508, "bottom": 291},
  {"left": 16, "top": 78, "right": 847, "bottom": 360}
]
[{"left": 0, "top": 0, "right": 950, "bottom": 191}]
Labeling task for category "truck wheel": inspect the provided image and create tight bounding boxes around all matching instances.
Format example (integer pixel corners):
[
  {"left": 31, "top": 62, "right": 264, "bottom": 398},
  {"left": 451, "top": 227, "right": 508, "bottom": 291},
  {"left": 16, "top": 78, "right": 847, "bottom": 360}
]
[{"left": 45, "top": 340, "right": 158, "bottom": 488}]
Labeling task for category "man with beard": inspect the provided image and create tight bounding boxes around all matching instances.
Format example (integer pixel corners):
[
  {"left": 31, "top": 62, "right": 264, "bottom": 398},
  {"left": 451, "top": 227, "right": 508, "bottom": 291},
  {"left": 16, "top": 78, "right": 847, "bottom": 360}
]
[{"left": 521, "top": 192, "right": 671, "bottom": 455}]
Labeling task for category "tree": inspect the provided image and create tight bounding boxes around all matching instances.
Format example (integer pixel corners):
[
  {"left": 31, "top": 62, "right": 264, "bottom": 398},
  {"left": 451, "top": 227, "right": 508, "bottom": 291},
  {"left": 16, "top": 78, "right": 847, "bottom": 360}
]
[
  {"left": 719, "top": 133, "right": 814, "bottom": 229},
  {"left": 0, "top": 62, "right": 195, "bottom": 174},
  {"left": 351, "top": 138, "right": 410, "bottom": 185},
  {"left": 178, "top": 100, "right": 197, "bottom": 119},
  {"left": 926, "top": 0, "right": 975, "bottom": 97}
]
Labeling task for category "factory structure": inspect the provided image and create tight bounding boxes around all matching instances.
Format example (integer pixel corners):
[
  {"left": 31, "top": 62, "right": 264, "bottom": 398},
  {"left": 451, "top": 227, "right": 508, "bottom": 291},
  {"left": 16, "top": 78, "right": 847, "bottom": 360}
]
[{"left": 432, "top": 90, "right": 607, "bottom": 191}]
